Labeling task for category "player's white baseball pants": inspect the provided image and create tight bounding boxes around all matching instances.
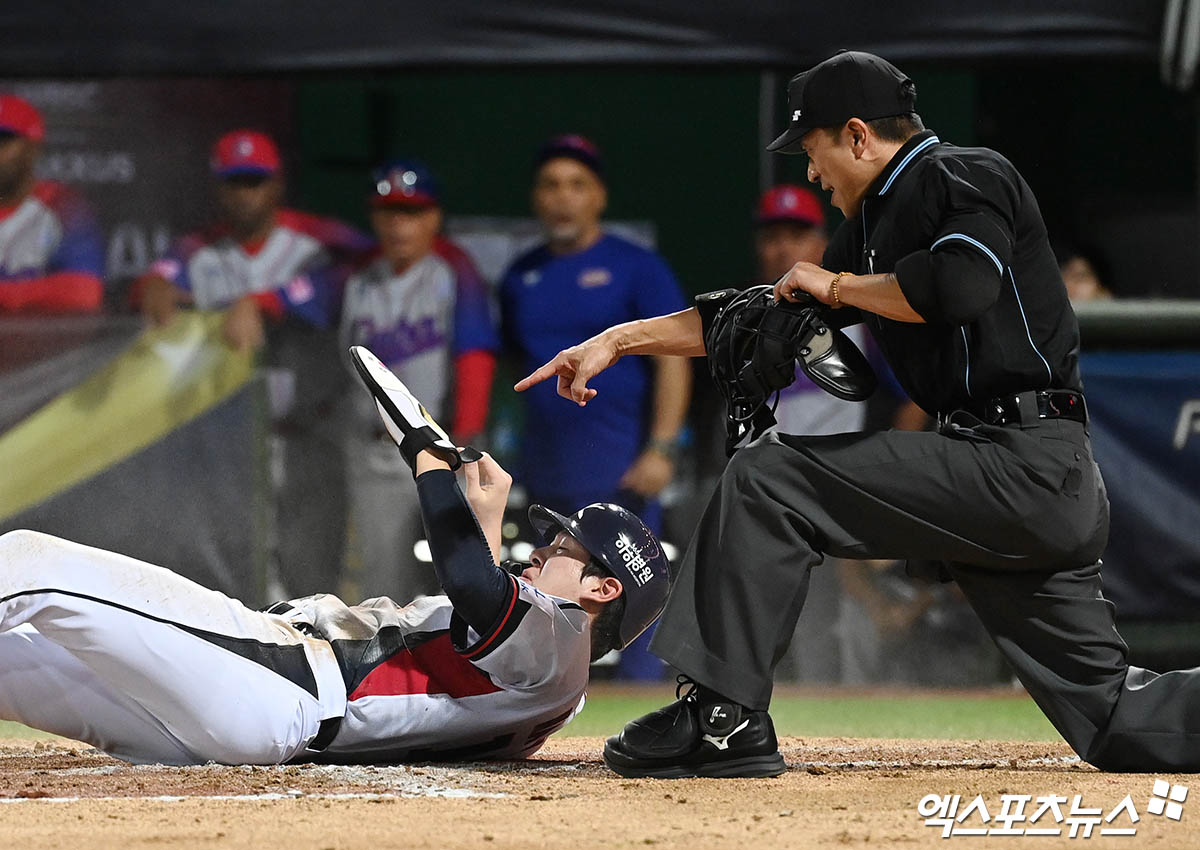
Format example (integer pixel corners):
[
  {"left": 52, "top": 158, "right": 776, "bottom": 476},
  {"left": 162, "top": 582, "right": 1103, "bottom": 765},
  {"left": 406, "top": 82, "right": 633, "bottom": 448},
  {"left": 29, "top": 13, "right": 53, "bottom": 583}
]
[{"left": 0, "top": 529, "right": 346, "bottom": 765}]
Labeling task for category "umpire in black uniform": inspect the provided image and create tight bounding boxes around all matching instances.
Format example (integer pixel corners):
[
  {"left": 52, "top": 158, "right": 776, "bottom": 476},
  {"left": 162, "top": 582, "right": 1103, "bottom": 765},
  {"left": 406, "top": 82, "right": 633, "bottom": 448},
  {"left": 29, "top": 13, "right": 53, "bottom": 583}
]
[{"left": 517, "top": 50, "right": 1197, "bottom": 777}]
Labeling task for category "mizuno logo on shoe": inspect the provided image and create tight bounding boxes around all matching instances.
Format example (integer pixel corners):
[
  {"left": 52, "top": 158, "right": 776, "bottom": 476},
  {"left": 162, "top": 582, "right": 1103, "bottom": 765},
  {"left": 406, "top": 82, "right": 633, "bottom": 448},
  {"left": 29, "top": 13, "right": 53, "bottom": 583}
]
[{"left": 701, "top": 719, "right": 749, "bottom": 751}]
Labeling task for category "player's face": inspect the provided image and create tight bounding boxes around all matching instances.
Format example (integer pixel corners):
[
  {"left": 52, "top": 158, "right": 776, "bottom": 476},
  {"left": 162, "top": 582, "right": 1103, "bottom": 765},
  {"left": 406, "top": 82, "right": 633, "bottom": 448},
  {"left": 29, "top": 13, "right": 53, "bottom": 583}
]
[
  {"left": 0, "top": 134, "right": 37, "bottom": 200},
  {"left": 755, "top": 221, "right": 828, "bottom": 281},
  {"left": 216, "top": 173, "right": 283, "bottom": 237},
  {"left": 532, "top": 158, "right": 607, "bottom": 250},
  {"left": 800, "top": 126, "right": 870, "bottom": 217},
  {"left": 370, "top": 205, "right": 442, "bottom": 273},
  {"left": 523, "top": 532, "right": 592, "bottom": 602}
]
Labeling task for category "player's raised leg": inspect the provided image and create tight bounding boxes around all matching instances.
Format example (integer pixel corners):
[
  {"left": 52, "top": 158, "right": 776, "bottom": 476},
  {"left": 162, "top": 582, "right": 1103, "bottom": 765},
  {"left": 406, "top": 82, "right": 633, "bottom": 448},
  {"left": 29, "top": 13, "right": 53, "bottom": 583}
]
[{"left": 0, "top": 529, "right": 345, "bottom": 765}]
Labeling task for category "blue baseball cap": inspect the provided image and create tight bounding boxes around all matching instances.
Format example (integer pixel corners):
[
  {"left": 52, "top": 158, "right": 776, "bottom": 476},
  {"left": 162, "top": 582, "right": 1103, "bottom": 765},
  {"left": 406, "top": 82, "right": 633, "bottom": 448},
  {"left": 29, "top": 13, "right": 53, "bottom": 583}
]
[
  {"left": 370, "top": 159, "right": 440, "bottom": 208},
  {"left": 528, "top": 502, "right": 671, "bottom": 649},
  {"left": 534, "top": 134, "right": 605, "bottom": 183}
]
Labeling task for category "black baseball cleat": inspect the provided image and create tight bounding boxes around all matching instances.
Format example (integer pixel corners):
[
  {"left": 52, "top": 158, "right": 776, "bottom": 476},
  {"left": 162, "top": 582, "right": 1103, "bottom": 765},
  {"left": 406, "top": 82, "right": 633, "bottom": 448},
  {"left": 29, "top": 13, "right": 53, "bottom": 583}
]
[
  {"left": 603, "top": 676, "right": 786, "bottom": 778},
  {"left": 349, "top": 345, "right": 478, "bottom": 472}
]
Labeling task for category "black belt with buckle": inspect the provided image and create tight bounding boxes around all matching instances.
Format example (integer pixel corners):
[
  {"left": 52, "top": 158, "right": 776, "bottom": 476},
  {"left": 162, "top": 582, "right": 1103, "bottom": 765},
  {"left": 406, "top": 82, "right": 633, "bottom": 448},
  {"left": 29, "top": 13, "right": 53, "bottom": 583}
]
[
  {"left": 308, "top": 716, "right": 342, "bottom": 752},
  {"left": 262, "top": 601, "right": 342, "bottom": 753},
  {"left": 976, "top": 390, "right": 1087, "bottom": 428}
]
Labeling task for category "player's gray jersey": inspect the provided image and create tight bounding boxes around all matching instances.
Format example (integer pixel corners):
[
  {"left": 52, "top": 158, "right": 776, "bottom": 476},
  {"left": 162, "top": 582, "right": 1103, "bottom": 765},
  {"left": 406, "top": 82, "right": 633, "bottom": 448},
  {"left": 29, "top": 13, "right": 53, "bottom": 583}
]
[
  {"left": 340, "top": 254, "right": 457, "bottom": 425},
  {"left": 281, "top": 577, "right": 591, "bottom": 762}
]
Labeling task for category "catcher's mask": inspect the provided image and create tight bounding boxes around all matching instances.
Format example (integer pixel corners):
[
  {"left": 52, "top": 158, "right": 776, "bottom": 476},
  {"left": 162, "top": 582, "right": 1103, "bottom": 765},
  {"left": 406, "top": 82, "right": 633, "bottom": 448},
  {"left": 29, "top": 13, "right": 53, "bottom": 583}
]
[{"left": 704, "top": 285, "right": 877, "bottom": 455}]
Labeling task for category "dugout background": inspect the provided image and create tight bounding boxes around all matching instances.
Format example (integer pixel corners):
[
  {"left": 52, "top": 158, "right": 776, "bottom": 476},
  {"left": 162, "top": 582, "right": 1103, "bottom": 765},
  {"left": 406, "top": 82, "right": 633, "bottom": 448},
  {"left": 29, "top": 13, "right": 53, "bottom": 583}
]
[{"left": 291, "top": 64, "right": 1200, "bottom": 300}]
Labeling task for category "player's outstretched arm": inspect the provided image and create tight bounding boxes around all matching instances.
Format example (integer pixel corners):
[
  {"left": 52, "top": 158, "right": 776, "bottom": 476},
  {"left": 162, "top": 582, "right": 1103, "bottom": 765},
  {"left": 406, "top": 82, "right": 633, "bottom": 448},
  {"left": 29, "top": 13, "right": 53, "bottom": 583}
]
[
  {"left": 462, "top": 453, "right": 511, "bottom": 565},
  {"left": 415, "top": 461, "right": 514, "bottom": 637},
  {"left": 514, "top": 307, "right": 705, "bottom": 406}
]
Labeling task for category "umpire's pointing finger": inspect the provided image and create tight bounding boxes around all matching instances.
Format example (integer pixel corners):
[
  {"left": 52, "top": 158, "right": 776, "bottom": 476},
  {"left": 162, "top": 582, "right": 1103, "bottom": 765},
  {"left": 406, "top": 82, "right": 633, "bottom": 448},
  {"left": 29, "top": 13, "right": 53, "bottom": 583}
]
[{"left": 514, "top": 358, "right": 559, "bottom": 392}]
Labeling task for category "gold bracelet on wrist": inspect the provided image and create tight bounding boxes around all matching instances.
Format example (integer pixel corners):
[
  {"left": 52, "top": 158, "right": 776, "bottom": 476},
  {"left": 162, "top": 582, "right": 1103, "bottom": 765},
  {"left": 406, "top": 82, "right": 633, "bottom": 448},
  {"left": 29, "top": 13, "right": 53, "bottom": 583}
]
[{"left": 829, "top": 271, "right": 848, "bottom": 307}]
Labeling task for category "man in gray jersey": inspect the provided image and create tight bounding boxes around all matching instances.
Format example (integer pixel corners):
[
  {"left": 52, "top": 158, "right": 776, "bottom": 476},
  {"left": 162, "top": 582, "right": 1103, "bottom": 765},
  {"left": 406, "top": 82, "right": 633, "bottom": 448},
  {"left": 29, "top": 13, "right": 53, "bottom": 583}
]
[{"left": 340, "top": 160, "right": 498, "bottom": 601}]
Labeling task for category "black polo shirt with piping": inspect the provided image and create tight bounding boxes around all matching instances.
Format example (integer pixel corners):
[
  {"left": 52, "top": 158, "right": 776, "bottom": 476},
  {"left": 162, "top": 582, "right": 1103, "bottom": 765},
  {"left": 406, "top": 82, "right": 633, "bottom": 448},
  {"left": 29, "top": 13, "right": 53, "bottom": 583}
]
[{"left": 822, "top": 130, "right": 1081, "bottom": 417}]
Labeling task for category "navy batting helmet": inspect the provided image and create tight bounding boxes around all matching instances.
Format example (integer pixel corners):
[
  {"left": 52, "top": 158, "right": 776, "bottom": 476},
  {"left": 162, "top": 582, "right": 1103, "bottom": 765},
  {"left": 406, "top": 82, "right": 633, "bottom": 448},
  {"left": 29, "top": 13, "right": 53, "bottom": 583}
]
[{"left": 528, "top": 503, "right": 671, "bottom": 649}]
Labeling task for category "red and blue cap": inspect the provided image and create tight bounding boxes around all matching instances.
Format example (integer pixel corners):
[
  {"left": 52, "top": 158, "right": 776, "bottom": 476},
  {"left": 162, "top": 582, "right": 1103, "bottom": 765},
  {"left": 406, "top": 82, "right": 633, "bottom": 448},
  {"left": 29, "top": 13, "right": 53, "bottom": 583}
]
[
  {"left": 0, "top": 95, "right": 45, "bottom": 142},
  {"left": 534, "top": 134, "right": 604, "bottom": 182},
  {"left": 370, "top": 159, "right": 440, "bottom": 208},
  {"left": 211, "top": 130, "right": 281, "bottom": 177},
  {"left": 756, "top": 184, "right": 825, "bottom": 228}
]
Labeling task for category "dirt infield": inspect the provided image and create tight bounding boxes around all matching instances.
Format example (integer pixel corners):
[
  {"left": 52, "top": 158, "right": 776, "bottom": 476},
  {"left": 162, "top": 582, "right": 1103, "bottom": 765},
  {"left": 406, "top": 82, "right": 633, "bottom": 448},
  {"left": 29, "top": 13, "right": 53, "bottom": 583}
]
[{"left": 1, "top": 736, "right": 1195, "bottom": 849}]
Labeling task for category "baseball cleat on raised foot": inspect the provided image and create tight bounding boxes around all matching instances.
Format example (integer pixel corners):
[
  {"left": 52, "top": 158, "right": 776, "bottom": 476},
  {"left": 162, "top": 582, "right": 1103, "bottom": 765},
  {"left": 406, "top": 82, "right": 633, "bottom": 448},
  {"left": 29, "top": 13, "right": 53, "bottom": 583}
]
[
  {"left": 349, "top": 345, "right": 466, "bottom": 471},
  {"left": 602, "top": 676, "right": 786, "bottom": 779}
]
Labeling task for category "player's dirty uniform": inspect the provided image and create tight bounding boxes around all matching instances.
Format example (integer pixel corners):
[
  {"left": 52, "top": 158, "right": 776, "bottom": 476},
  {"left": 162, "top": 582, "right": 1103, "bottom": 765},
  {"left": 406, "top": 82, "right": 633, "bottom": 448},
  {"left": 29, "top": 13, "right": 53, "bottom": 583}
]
[
  {"left": 0, "top": 471, "right": 588, "bottom": 766},
  {"left": 276, "top": 578, "right": 588, "bottom": 763}
]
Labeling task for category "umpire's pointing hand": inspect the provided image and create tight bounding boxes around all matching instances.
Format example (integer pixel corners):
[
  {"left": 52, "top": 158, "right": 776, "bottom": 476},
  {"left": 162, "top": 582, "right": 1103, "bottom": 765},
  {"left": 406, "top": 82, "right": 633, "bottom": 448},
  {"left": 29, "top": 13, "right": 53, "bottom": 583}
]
[{"left": 514, "top": 332, "right": 621, "bottom": 406}]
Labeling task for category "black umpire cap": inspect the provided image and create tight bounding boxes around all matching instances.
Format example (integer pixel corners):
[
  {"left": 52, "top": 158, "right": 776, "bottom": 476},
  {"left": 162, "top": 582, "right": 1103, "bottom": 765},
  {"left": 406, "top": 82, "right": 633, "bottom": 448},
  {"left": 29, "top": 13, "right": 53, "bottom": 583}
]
[{"left": 767, "top": 50, "right": 916, "bottom": 154}]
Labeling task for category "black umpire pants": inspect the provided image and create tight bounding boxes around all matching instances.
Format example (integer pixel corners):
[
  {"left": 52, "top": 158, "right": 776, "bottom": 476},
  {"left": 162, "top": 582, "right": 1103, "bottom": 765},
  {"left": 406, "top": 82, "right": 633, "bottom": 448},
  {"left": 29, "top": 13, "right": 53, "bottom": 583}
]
[{"left": 650, "top": 414, "right": 1200, "bottom": 771}]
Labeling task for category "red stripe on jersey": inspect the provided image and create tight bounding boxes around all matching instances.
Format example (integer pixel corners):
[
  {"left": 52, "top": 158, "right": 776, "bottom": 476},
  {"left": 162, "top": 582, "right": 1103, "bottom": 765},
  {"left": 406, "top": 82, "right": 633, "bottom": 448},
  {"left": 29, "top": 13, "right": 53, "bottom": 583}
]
[
  {"left": 462, "top": 575, "right": 519, "bottom": 660},
  {"left": 349, "top": 633, "right": 501, "bottom": 701}
]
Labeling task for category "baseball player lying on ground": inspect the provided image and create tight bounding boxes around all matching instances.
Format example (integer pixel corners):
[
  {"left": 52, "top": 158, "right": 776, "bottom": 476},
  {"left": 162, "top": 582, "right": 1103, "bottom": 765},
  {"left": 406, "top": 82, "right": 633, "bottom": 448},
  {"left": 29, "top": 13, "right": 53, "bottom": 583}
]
[{"left": 0, "top": 346, "right": 670, "bottom": 766}]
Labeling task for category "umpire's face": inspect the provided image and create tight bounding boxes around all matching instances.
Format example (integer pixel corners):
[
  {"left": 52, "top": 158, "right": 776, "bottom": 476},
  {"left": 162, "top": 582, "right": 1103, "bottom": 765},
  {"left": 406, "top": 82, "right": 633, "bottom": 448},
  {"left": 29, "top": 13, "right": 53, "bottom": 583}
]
[
  {"left": 532, "top": 158, "right": 607, "bottom": 251},
  {"left": 800, "top": 122, "right": 875, "bottom": 217}
]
